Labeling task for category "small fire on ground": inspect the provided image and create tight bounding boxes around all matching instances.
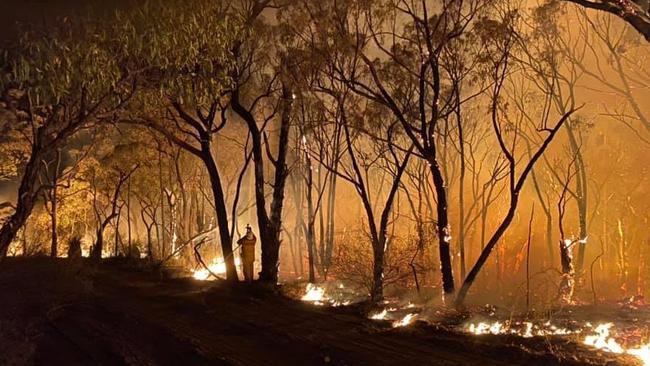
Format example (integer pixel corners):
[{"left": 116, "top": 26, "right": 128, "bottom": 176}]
[
  {"left": 192, "top": 257, "right": 241, "bottom": 280},
  {"left": 298, "top": 285, "right": 650, "bottom": 364},
  {"left": 299, "top": 284, "right": 419, "bottom": 328},
  {"left": 583, "top": 323, "right": 650, "bottom": 365},
  {"left": 368, "top": 305, "right": 419, "bottom": 328},
  {"left": 465, "top": 320, "right": 650, "bottom": 365},
  {"left": 300, "top": 283, "right": 352, "bottom": 307}
]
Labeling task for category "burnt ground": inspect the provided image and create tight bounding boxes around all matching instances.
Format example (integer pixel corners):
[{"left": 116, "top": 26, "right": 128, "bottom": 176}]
[{"left": 0, "top": 257, "right": 640, "bottom": 366}]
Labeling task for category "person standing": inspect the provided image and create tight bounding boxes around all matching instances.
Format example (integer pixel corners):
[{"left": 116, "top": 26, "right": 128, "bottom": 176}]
[{"left": 237, "top": 225, "right": 257, "bottom": 283}]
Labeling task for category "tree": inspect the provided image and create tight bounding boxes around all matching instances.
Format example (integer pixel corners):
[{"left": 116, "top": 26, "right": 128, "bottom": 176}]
[
  {"left": 298, "top": 0, "right": 497, "bottom": 297},
  {"left": 88, "top": 163, "right": 138, "bottom": 261},
  {"left": 119, "top": 0, "right": 241, "bottom": 281},
  {"left": 229, "top": 0, "right": 296, "bottom": 283},
  {"left": 563, "top": 0, "right": 650, "bottom": 43},
  {"left": 334, "top": 96, "right": 412, "bottom": 302},
  {"left": 454, "top": 12, "right": 578, "bottom": 307},
  {"left": 39, "top": 147, "right": 90, "bottom": 257},
  {"left": 0, "top": 16, "right": 136, "bottom": 257}
]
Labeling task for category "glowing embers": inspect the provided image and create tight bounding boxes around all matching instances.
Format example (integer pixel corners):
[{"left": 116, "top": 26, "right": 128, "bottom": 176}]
[
  {"left": 583, "top": 323, "right": 650, "bottom": 365},
  {"left": 300, "top": 283, "right": 353, "bottom": 307},
  {"left": 464, "top": 320, "right": 650, "bottom": 365},
  {"left": 302, "top": 283, "right": 326, "bottom": 302},
  {"left": 392, "top": 313, "right": 417, "bottom": 328},
  {"left": 465, "top": 320, "right": 576, "bottom": 337},
  {"left": 369, "top": 309, "right": 388, "bottom": 320},
  {"left": 192, "top": 257, "right": 241, "bottom": 281},
  {"left": 368, "top": 303, "right": 420, "bottom": 328}
]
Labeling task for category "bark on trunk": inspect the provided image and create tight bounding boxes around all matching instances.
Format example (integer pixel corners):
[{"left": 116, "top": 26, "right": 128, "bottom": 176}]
[
  {"left": 50, "top": 183, "right": 58, "bottom": 257},
  {"left": 231, "top": 84, "right": 293, "bottom": 284},
  {"left": 260, "top": 93, "right": 292, "bottom": 283},
  {"left": 370, "top": 240, "right": 385, "bottom": 303},
  {"left": 201, "top": 144, "right": 238, "bottom": 282},
  {"left": 0, "top": 149, "right": 42, "bottom": 258},
  {"left": 323, "top": 169, "right": 338, "bottom": 278},
  {"left": 305, "top": 157, "right": 317, "bottom": 282},
  {"left": 92, "top": 228, "right": 105, "bottom": 261},
  {"left": 559, "top": 239, "right": 575, "bottom": 304},
  {"left": 428, "top": 157, "right": 455, "bottom": 295}
]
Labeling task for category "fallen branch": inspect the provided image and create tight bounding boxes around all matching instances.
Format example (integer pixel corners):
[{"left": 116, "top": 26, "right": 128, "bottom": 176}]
[{"left": 193, "top": 239, "right": 225, "bottom": 281}]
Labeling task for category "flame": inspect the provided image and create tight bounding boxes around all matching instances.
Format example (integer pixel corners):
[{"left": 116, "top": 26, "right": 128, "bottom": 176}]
[
  {"left": 466, "top": 321, "right": 650, "bottom": 365},
  {"left": 583, "top": 323, "right": 624, "bottom": 353},
  {"left": 299, "top": 283, "right": 354, "bottom": 307},
  {"left": 465, "top": 320, "right": 575, "bottom": 337},
  {"left": 468, "top": 321, "right": 504, "bottom": 335},
  {"left": 301, "top": 284, "right": 325, "bottom": 302},
  {"left": 583, "top": 323, "right": 650, "bottom": 365},
  {"left": 393, "top": 313, "right": 417, "bottom": 327},
  {"left": 629, "top": 346, "right": 650, "bottom": 366},
  {"left": 370, "top": 309, "right": 388, "bottom": 320},
  {"left": 192, "top": 257, "right": 241, "bottom": 281}
]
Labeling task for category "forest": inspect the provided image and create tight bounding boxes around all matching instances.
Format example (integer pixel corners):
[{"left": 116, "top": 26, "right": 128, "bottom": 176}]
[{"left": 1, "top": 0, "right": 650, "bottom": 365}]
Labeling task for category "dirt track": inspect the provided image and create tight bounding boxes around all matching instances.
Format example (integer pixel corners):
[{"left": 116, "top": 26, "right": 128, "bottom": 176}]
[{"left": 0, "top": 258, "right": 639, "bottom": 365}]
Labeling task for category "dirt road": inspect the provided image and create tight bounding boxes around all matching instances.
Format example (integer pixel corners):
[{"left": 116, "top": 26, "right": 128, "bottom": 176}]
[{"left": 0, "top": 258, "right": 638, "bottom": 365}]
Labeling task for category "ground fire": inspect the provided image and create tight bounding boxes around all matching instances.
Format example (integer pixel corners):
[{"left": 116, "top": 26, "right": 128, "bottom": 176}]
[{"left": 1, "top": 0, "right": 650, "bottom": 365}]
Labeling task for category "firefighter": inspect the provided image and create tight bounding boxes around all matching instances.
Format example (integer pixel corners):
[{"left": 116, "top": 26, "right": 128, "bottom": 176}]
[{"left": 237, "top": 225, "right": 257, "bottom": 283}]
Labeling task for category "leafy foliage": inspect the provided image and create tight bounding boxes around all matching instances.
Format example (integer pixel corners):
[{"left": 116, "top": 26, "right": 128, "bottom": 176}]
[
  {"left": 2, "top": 17, "right": 124, "bottom": 109},
  {"left": 119, "top": 0, "right": 240, "bottom": 106}
]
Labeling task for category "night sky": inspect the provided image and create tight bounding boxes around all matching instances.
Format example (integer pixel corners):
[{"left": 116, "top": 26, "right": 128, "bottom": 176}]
[{"left": 0, "top": 0, "right": 135, "bottom": 45}]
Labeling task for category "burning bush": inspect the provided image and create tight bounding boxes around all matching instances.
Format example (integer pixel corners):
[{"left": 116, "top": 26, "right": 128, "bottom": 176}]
[{"left": 329, "top": 229, "right": 429, "bottom": 296}]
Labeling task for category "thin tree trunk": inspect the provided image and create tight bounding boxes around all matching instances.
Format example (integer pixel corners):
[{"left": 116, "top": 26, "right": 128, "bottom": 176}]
[
  {"left": 566, "top": 126, "right": 588, "bottom": 272},
  {"left": 291, "top": 173, "right": 305, "bottom": 276},
  {"left": 305, "top": 156, "right": 317, "bottom": 283},
  {"left": 428, "top": 156, "right": 455, "bottom": 295},
  {"left": 324, "top": 172, "right": 338, "bottom": 278},
  {"left": 50, "top": 182, "right": 58, "bottom": 257},
  {"left": 127, "top": 175, "right": 132, "bottom": 255},
  {"left": 456, "top": 197, "right": 518, "bottom": 305},
  {"left": 158, "top": 148, "right": 166, "bottom": 258},
  {"left": 114, "top": 210, "right": 121, "bottom": 257}
]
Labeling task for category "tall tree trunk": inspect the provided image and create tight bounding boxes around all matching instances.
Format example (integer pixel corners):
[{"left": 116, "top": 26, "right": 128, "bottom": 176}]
[
  {"left": 92, "top": 227, "right": 105, "bottom": 261},
  {"left": 92, "top": 218, "right": 114, "bottom": 261},
  {"left": 21, "top": 222, "right": 28, "bottom": 256},
  {"left": 428, "top": 156, "right": 455, "bottom": 295},
  {"left": 566, "top": 125, "right": 588, "bottom": 272},
  {"left": 559, "top": 239, "right": 575, "bottom": 304},
  {"left": 261, "top": 89, "right": 292, "bottom": 283},
  {"left": 370, "top": 238, "right": 386, "bottom": 303},
  {"left": 0, "top": 146, "right": 43, "bottom": 257},
  {"left": 201, "top": 144, "right": 238, "bottom": 282},
  {"left": 324, "top": 172, "right": 338, "bottom": 278},
  {"left": 531, "top": 167, "right": 555, "bottom": 266},
  {"left": 50, "top": 182, "right": 58, "bottom": 257},
  {"left": 127, "top": 176, "right": 132, "bottom": 255},
  {"left": 158, "top": 149, "right": 167, "bottom": 258},
  {"left": 290, "top": 173, "right": 305, "bottom": 276},
  {"left": 317, "top": 169, "right": 325, "bottom": 276},
  {"left": 114, "top": 210, "right": 121, "bottom": 257},
  {"left": 305, "top": 156, "right": 317, "bottom": 283},
  {"left": 146, "top": 225, "right": 153, "bottom": 262},
  {"left": 456, "top": 197, "right": 518, "bottom": 306},
  {"left": 231, "top": 84, "right": 293, "bottom": 284},
  {"left": 458, "top": 153, "right": 466, "bottom": 280}
]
